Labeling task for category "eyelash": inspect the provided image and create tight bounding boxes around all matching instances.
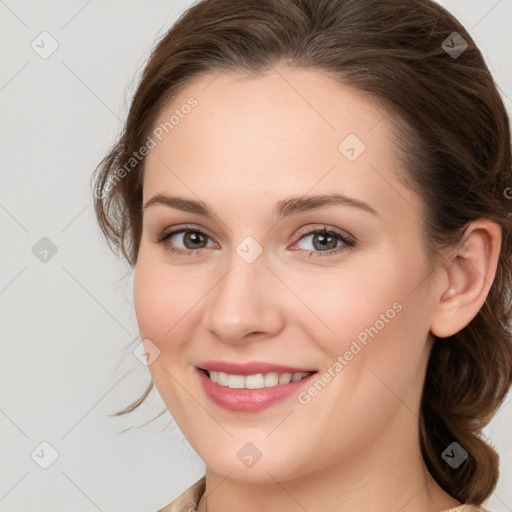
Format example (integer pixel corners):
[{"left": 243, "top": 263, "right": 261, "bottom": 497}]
[{"left": 153, "top": 223, "right": 356, "bottom": 258}]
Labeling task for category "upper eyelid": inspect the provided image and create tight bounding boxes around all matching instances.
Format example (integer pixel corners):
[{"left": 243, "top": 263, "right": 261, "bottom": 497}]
[{"left": 162, "top": 224, "right": 217, "bottom": 243}]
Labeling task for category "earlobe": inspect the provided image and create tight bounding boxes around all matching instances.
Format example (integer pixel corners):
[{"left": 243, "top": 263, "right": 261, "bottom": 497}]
[{"left": 430, "top": 219, "right": 502, "bottom": 339}]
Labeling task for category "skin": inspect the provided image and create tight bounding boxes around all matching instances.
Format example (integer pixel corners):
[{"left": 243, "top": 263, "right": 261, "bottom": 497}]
[{"left": 133, "top": 64, "right": 502, "bottom": 512}]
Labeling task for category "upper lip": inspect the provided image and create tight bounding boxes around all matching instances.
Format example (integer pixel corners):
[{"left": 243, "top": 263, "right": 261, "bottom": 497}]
[{"left": 197, "top": 360, "right": 317, "bottom": 376}]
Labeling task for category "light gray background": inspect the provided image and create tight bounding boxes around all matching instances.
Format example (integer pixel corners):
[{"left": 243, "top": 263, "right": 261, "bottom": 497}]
[{"left": 1, "top": 1, "right": 511, "bottom": 511}]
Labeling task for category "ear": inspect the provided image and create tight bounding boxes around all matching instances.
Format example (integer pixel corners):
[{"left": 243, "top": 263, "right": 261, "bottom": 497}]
[{"left": 430, "top": 219, "right": 502, "bottom": 339}]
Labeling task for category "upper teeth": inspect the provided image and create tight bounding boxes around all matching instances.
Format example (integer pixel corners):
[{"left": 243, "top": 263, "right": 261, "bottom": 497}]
[{"left": 208, "top": 371, "right": 312, "bottom": 389}]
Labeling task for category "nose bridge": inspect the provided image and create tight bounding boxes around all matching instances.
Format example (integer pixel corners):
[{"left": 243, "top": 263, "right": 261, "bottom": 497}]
[{"left": 201, "top": 244, "right": 284, "bottom": 343}]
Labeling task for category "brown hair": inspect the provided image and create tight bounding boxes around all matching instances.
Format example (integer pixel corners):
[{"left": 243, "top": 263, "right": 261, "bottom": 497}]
[{"left": 91, "top": 0, "right": 512, "bottom": 503}]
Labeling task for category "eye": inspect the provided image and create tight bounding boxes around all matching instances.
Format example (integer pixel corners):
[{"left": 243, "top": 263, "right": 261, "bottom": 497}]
[
  {"left": 292, "top": 225, "right": 355, "bottom": 257},
  {"left": 153, "top": 225, "right": 216, "bottom": 256},
  {"left": 153, "top": 224, "right": 356, "bottom": 258}
]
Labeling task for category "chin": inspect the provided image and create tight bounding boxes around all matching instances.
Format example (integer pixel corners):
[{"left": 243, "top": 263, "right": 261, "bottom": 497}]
[{"left": 198, "top": 442, "right": 313, "bottom": 484}]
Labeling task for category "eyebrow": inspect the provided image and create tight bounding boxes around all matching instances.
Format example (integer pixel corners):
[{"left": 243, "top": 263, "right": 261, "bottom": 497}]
[{"left": 143, "top": 193, "right": 379, "bottom": 219}]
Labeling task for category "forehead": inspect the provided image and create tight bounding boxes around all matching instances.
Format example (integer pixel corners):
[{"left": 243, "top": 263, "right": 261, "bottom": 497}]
[
  {"left": 152, "top": 65, "right": 387, "bottom": 147},
  {"left": 143, "top": 65, "right": 419, "bottom": 226}
]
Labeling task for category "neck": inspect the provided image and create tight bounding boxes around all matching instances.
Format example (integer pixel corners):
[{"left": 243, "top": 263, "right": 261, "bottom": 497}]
[{"left": 196, "top": 410, "right": 461, "bottom": 512}]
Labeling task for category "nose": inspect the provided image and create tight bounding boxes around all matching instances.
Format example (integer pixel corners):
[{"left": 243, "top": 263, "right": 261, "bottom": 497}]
[{"left": 200, "top": 252, "right": 286, "bottom": 344}]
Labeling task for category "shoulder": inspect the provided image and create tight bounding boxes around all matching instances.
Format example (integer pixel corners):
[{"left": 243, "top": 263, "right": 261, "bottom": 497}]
[
  {"left": 442, "top": 505, "right": 490, "bottom": 512},
  {"left": 155, "top": 486, "right": 490, "bottom": 512},
  {"left": 157, "top": 476, "right": 206, "bottom": 512}
]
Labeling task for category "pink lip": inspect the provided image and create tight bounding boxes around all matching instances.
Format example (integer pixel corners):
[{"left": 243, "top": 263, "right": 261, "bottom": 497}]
[
  {"left": 197, "top": 360, "right": 316, "bottom": 376},
  {"left": 196, "top": 367, "right": 317, "bottom": 412}
]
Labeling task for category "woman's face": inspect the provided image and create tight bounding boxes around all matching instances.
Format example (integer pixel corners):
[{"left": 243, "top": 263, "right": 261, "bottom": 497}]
[{"left": 134, "top": 65, "right": 440, "bottom": 483}]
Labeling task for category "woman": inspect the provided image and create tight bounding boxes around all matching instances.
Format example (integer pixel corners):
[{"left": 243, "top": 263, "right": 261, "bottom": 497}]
[{"left": 91, "top": 0, "right": 512, "bottom": 510}]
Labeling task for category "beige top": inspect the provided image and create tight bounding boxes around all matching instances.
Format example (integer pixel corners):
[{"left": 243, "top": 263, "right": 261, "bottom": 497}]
[{"left": 157, "top": 476, "right": 489, "bottom": 512}]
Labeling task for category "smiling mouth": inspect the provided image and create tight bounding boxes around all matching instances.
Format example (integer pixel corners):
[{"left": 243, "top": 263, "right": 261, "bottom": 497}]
[{"left": 201, "top": 368, "right": 317, "bottom": 389}]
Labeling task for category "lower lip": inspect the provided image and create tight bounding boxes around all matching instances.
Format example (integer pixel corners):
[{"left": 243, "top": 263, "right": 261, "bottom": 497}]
[{"left": 196, "top": 368, "right": 317, "bottom": 412}]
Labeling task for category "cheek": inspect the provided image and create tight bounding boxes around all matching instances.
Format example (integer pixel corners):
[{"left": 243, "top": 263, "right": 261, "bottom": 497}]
[
  {"left": 291, "top": 258, "right": 406, "bottom": 352},
  {"left": 295, "top": 249, "right": 429, "bottom": 397},
  {"left": 133, "top": 259, "right": 197, "bottom": 417},
  {"left": 133, "top": 258, "right": 191, "bottom": 354},
  {"left": 301, "top": 263, "right": 430, "bottom": 419}
]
